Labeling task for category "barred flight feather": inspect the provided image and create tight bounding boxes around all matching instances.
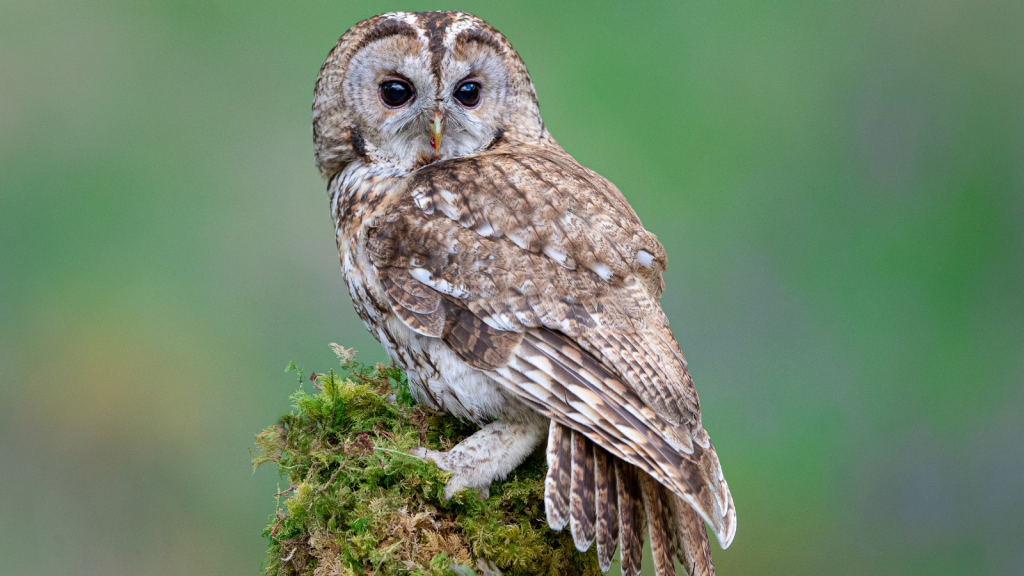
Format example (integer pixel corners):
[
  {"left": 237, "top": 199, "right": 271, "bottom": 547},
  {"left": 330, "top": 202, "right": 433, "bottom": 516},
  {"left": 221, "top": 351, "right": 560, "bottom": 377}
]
[
  {"left": 668, "top": 489, "right": 715, "bottom": 576},
  {"left": 616, "top": 461, "right": 645, "bottom": 576},
  {"left": 593, "top": 446, "right": 619, "bottom": 572},
  {"left": 569, "top": 431, "right": 597, "bottom": 551},
  {"left": 639, "top": 473, "right": 675, "bottom": 576},
  {"left": 544, "top": 421, "right": 572, "bottom": 530},
  {"left": 517, "top": 331, "right": 735, "bottom": 543}
]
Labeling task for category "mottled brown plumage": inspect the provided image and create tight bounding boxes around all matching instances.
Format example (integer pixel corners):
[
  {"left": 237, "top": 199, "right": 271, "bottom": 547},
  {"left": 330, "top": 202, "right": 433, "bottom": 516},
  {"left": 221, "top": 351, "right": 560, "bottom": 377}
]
[{"left": 314, "top": 11, "right": 735, "bottom": 575}]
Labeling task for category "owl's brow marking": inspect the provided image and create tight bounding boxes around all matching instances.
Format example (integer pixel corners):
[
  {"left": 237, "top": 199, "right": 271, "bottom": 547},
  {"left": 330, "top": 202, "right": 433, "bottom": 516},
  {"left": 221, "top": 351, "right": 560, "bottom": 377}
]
[
  {"left": 455, "top": 28, "right": 505, "bottom": 56},
  {"left": 352, "top": 18, "right": 419, "bottom": 55},
  {"left": 413, "top": 11, "right": 459, "bottom": 79}
]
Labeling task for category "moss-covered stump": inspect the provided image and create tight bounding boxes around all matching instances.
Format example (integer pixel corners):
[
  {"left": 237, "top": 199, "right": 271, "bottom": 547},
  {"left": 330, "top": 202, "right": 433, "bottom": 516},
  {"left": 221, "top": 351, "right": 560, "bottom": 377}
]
[{"left": 253, "top": 346, "right": 602, "bottom": 576}]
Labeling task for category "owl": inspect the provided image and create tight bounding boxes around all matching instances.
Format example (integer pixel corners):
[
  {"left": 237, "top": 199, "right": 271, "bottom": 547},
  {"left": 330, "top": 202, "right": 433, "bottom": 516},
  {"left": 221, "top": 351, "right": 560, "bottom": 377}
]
[{"left": 313, "top": 11, "right": 736, "bottom": 576}]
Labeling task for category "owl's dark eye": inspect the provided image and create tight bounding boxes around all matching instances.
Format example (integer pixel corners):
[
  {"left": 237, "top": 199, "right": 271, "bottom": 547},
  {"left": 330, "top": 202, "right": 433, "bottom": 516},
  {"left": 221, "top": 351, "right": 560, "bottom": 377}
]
[
  {"left": 454, "top": 81, "right": 481, "bottom": 108},
  {"left": 379, "top": 80, "right": 414, "bottom": 108}
]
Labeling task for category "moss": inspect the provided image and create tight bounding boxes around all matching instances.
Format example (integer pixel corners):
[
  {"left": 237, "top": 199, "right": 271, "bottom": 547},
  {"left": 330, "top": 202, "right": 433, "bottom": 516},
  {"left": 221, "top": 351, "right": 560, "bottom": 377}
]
[{"left": 253, "top": 346, "right": 603, "bottom": 576}]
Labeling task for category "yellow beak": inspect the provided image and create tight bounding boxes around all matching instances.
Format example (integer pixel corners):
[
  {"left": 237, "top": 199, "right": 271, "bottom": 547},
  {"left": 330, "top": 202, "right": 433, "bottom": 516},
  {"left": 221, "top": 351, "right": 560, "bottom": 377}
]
[{"left": 428, "top": 111, "right": 443, "bottom": 154}]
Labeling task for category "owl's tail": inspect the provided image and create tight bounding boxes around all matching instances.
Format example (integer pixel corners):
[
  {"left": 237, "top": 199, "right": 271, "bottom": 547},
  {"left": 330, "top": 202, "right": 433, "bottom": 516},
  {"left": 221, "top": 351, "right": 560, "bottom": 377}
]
[{"left": 545, "top": 421, "right": 715, "bottom": 576}]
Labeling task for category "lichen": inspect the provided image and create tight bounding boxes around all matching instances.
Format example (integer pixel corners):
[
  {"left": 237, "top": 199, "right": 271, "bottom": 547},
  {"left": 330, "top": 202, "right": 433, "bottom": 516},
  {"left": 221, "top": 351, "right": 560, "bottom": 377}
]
[{"left": 253, "top": 346, "right": 602, "bottom": 576}]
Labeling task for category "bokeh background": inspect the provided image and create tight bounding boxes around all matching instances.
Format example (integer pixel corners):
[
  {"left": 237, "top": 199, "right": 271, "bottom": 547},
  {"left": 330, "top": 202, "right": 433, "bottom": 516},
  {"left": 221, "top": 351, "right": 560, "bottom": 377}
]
[{"left": 2, "top": 1, "right": 1022, "bottom": 575}]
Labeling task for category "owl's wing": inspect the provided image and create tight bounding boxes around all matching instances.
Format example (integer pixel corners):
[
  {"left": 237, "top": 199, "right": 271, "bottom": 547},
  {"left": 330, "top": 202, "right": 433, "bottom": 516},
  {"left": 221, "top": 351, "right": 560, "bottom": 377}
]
[{"left": 367, "top": 145, "right": 736, "bottom": 552}]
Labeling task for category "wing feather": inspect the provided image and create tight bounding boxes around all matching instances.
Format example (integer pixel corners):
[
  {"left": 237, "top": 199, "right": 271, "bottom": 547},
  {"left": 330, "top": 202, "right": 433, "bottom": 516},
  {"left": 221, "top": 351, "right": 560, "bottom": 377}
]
[
  {"left": 377, "top": 267, "right": 445, "bottom": 336},
  {"left": 440, "top": 303, "right": 523, "bottom": 371}
]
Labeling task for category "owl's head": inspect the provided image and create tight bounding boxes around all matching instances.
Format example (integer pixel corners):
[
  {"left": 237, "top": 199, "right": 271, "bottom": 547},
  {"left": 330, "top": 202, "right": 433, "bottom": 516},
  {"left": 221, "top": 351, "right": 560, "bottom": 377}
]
[{"left": 313, "top": 11, "right": 547, "bottom": 177}]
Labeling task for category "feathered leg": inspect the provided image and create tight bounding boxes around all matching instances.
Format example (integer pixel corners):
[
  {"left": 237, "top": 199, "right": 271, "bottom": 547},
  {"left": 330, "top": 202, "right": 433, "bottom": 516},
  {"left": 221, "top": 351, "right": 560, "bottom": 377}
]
[{"left": 412, "top": 414, "right": 548, "bottom": 499}]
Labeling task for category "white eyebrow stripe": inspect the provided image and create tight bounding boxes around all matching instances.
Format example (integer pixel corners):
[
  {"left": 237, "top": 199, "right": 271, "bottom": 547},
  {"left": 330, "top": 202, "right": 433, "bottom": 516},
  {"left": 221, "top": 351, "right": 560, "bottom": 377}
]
[{"left": 444, "top": 16, "right": 478, "bottom": 48}]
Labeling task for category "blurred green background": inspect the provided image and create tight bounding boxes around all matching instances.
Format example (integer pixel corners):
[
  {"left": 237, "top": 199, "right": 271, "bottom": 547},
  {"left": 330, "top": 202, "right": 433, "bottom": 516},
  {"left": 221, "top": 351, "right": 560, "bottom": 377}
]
[{"left": 2, "top": 1, "right": 1022, "bottom": 575}]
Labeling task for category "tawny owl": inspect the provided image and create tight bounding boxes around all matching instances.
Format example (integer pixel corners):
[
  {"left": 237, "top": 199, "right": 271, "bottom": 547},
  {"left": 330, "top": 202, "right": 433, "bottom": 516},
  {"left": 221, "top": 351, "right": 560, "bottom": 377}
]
[{"left": 313, "top": 11, "right": 736, "bottom": 576}]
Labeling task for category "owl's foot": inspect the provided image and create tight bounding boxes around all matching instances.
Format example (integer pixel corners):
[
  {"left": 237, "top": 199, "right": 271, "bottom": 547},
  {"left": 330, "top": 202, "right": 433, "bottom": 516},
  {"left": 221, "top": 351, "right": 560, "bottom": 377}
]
[
  {"left": 411, "top": 446, "right": 493, "bottom": 499},
  {"left": 411, "top": 415, "right": 549, "bottom": 500}
]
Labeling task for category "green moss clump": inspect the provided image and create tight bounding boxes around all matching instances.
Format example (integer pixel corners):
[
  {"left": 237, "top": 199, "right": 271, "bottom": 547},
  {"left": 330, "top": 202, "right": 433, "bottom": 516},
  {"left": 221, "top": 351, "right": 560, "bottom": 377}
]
[{"left": 253, "top": 346, "right": 602, "bottom": 576}]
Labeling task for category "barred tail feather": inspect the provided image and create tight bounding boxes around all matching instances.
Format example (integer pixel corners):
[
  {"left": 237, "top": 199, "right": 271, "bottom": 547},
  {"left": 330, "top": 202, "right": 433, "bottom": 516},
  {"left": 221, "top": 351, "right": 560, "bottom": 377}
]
[
  {"left": 545, "top": 421, "right": 572, "bottom": 530},
  {"left": 544, "top": 440, "right": 718, "bottom": 576},
  {"left": 668, "top": 489, "right": 715, "bottom": 576},
  {"left": 639, "top": 472, "right": 675, "bottom": 576},
  {"left": 569, "top": 430, "right": 597, "bottom": 550},
  {"left": 594, "top": 445, "right": 619, "bottom": 572},
  {"left": 615, "top": 460, "right": 645, "bottom": 576},
  {"left": 503, "top": 331, "right": 737, "bottom": 550}
]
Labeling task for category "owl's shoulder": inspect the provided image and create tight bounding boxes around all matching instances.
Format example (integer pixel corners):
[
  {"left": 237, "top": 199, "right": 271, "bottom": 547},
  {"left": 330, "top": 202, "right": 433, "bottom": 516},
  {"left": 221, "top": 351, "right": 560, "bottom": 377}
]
[{"left": 382, "top": 143, "right": 667, "bottom": 294}]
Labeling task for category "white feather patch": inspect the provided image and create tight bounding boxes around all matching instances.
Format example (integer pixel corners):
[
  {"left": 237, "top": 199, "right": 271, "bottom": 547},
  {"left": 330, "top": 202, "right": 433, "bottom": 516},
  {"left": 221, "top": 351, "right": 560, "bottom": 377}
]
[
  {"left": 589, "top": 262, "right": 613, "bottom": 280},
  {"left": 543, "top": 245, "right": 575, "bottom": 268},
  {"left": 409, "top": 267, "right": 469, "bottom": 298},
  {"left": 411, "top": 188, "right": 434, "bottom": 214},
  {"left": 506, "top": 230, "right": 530, "bottom": 250}
]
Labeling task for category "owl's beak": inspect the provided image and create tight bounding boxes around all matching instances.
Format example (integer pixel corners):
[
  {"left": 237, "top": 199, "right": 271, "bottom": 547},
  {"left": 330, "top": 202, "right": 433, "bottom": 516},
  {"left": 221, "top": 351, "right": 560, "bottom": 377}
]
[{"left": 428, "top": 111, "right": 443, "bottom": 154}]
